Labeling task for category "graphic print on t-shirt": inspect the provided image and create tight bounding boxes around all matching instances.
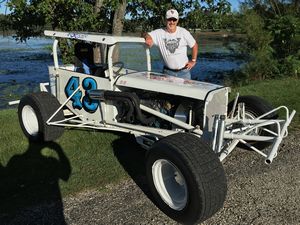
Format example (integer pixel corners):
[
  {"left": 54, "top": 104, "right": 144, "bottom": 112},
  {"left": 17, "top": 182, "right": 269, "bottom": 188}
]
[{"left": 163, "top": 38, "right": 181, "bottom": 53}]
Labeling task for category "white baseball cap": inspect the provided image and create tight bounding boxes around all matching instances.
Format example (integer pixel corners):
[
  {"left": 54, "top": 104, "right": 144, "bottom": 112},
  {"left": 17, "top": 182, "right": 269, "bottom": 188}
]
[{"left": 166, "top": 9, "right": 179, "bottom": 20}]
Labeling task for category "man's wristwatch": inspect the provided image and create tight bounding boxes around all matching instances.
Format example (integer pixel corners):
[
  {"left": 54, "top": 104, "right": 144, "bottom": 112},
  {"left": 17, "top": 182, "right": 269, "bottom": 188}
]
[{"left": 191, "top": 59, "right": 196, "bottom": 62}]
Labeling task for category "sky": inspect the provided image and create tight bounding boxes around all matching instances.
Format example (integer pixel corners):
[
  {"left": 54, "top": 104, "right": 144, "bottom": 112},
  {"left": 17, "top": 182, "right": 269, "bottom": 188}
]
[
  {"left": 0, "top": 1, "right": 242, "bottom": 15},
  {"left": 0, "top": 1, "right": 8, "bottom": 15},
  {"left": 229, "top": 0, "right": 243, "bottom": 11}
]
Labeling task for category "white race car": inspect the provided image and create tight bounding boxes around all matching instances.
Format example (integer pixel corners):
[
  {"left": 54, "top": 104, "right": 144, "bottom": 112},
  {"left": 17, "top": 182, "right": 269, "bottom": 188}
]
[{"left": 17, "top": 30, "right": 296, "bottom": 224}]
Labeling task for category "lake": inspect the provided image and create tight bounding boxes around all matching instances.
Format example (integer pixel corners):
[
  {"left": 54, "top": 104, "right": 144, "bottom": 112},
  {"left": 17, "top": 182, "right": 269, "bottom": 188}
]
[{"left": 0, "top": 34, "right": 244, "bottom": 109}]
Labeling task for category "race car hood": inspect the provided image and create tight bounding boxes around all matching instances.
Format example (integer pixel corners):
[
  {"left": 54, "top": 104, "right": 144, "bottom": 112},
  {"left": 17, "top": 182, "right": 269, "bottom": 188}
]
[{"left": 115, "top": 72, "right": 224, "bottom": 100}]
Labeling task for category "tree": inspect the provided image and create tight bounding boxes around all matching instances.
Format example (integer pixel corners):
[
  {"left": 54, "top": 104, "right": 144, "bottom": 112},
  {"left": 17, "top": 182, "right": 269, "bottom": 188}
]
[
  {"left": 5, "top": 0, "right": 234, "bottom": 39},
  {"left": 94, "top": 0, "right": 104, "bottom": 13},
  {"left": 127, "top": 0, "right": 193, "bottom": 31},
  {"left": 5, "top": 0, "right": 129, "bottom": 41},
  {"left": 184, "top": 0, "right": 234, "bottom": 31},
  {"left": 6, "top": 0, "right": 96, "bottom": 41},
  {"left": 0, "top": 14, "right": 10, "bottom": 33},
  {"left": 231, "top": 0, "right": 300, "bottom": 84},
  {"left": 111, "top": 0, "right": 127, "bottom": 35}
]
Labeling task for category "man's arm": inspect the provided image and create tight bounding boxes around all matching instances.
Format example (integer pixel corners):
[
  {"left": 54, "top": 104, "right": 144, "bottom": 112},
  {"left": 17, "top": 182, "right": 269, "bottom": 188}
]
[
  {"left": 191, "top": 42, "right": 198, "bottom": 62},
  {"left": 186, "top": 42, "right": 198, "bottom": 70}
]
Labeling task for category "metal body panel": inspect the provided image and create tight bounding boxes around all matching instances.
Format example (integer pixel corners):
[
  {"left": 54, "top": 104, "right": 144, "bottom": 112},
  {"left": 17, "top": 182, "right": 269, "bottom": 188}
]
[
  {"left": 115, "top": 72, "right": 223, "bottom": 100},
  {"left": 203, "top": 87, "right": 230, "bottom": 136},
  {"left": 51, "top": 67, "right": 115, "bottom": 123}
]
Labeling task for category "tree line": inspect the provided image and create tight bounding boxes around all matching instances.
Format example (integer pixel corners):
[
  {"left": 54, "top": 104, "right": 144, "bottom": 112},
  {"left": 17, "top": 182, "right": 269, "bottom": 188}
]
[
  {"left": 0, "top": 0, "right": 236, "bottom": 39},
  {"left": 0, "top": 0, "right": 299, "bottom": 84}
]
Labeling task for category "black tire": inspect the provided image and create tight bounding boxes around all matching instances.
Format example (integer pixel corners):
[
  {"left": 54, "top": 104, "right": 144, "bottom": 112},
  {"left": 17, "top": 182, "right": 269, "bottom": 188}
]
[
  {"left": 146, "top": 133, "right": 227, "bottom": 225},
  {"left": 228, "top": 95, "right": 278, "bottom": 150},
  {"left": 18, "top": 92, "right": 65, "bottom": 142}
]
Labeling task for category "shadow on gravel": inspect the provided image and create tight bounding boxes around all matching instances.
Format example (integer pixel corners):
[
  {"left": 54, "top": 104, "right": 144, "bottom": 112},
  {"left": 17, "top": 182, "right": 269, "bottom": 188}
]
[
  {"left": 112, "top": 133, "right": 153, "bottom": 199},
  {"left": 0, "top": 141, "right": 71, "bottom": 225}
]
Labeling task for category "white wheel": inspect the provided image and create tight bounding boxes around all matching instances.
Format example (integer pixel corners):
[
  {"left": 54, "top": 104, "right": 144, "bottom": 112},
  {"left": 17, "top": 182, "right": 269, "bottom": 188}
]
[
  {"left": 21, "top": 105, "right": 39, "bottom": 137},
  {"left": 244, "top": 111, "right": 259, "bottom": 135},
  {"left": 152, "top": 159, "right": 188, "bottom": 211}
]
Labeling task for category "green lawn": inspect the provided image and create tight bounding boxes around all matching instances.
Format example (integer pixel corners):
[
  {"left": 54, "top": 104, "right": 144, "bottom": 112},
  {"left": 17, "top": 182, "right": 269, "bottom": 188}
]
[
  {"left": 0, "top": 109, "right": 145, "bottom": 200},
  {"left": 0, "top": 77, "right": 299, "bottom": 212}
]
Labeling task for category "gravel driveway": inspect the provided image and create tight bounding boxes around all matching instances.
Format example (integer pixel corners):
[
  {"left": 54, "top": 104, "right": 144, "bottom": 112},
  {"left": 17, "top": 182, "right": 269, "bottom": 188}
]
[{"left": 1, "top": 131, "right": 299, "bottom": 225}]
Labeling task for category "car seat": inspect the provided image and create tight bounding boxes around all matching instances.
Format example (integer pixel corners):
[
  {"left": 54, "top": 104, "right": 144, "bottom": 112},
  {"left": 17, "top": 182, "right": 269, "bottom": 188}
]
[{"left": 74, "top": 42, "right": 107, "bottom": 77}]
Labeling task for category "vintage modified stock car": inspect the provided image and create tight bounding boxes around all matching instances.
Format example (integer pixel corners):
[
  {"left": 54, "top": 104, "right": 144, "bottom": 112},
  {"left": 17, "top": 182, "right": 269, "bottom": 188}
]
[{"left": 17, "top": 30, "right": 296, "bottom": 224}]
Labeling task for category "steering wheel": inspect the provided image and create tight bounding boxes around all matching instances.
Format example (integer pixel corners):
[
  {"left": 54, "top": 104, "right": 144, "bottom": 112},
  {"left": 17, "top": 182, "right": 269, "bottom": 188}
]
[{"left": 112, "top": 61, "right": 124, "bottom": 75}]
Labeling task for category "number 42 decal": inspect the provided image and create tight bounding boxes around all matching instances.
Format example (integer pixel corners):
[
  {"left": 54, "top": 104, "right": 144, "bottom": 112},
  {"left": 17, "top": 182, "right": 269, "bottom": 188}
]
[{"left": 65, "top": 76, "right": 99, "bottom": 112}]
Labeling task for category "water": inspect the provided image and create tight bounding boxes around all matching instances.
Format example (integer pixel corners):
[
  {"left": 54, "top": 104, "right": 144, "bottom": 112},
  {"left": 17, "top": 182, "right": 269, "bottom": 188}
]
[
  {"left": 0, "top": 36, "right": 53, "bottom": 109},
  {"left": 193, "top": 35, "right": 244, "bottom": 81},
  {"left": 0, "top": 35, "right": 243, "bottom": 109}
]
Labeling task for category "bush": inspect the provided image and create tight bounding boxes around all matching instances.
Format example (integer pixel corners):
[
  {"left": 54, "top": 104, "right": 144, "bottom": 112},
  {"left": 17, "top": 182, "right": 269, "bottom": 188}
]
[
  {"left": 240, "top": 11, "right": 273, "bottom": 53},
  {"left": 280, "top": 53, "right": 300, "bottom": 77},
  {"left": 268, "top": 15, "right": 300, "bottom": 59},
  {"left": 243, "top": 48, "right": 280, "bottom": 80},
  {"left": 229, "top": 10, "right": 300, "bottom": 85}
]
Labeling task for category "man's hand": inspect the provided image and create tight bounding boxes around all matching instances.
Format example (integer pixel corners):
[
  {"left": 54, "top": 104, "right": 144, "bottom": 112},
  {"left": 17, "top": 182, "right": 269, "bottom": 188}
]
[
  {"left": 185, "top": 60, "right": 196, "bottom": 70},
  {"left": 144, "top": 33, "right": 153, "bottom": 48}
]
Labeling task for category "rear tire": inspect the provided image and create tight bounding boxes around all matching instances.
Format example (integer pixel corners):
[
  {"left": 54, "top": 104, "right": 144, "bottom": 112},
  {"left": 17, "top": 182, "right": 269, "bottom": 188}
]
[
  {"left": 18, "top": 92, "right": 64, "bottom": 142},
  {"left": 228, "top": 95, "right": 278, "bottom": 149},
  {"left": 146, "top": 133, "right": 227, "bottom": 224}
]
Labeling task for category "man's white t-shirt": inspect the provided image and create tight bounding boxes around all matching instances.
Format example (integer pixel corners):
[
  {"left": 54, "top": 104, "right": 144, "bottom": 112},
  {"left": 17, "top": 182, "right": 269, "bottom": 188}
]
[{"left": 149, "top": 26, "right": 196, "bottom": 70}]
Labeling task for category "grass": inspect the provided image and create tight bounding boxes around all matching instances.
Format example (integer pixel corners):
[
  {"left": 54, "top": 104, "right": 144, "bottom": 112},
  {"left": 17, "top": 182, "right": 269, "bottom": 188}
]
[
  {"left": 0, "top": 109, "right": 146, "bottom": 213},
  {"left": 0, "top": 77, "right": 299, "bottom": 213}
]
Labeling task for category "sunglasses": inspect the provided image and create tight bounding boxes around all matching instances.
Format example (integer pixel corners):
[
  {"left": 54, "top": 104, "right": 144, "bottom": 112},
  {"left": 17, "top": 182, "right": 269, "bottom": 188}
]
[{"left": 167, "top": 18, "right": 177, "bottom": 22}]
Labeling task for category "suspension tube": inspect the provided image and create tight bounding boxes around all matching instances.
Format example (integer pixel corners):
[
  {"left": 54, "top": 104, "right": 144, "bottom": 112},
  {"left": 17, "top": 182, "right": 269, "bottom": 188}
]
[
  {"left": 265, "top": 110, "right": 296, "bottom": 164},
  {"left": 223, "top": 133, "right": 275, "bottom": 141},
  {"left": 230, "top": 93, "right": 239, "bottom": 119},
  {"left": 212, "top": 115, "right": 220, "bottom": 152},
  {"left": 46, "top": 86, "right": 81, "bottom": 124},
  {"left": 219, "top": 139, "right": 239, "bottom": 162},
  {"left": 217, "top": 115, "right": 226, "bottom": 153},
  {"left": 140, "top": 104, "right": 202, "bottom": 135},
  {"left": 239, "top": 139, "right": 267, "bottom": 157}
]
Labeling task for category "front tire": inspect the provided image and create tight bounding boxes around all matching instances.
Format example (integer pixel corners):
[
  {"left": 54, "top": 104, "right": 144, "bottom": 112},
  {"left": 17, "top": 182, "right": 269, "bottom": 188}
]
[
  {"left": 18, "top": 92, "right": 64, "bottom": 142},
  {"left": 146, "top": 133, "right": 227, "bottom": 224}
]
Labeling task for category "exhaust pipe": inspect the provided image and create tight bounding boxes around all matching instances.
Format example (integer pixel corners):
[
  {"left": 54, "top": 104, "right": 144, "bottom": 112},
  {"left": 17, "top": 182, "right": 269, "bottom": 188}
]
[{"left": 88, "top": 90, "right": 154, "bottom": 125}]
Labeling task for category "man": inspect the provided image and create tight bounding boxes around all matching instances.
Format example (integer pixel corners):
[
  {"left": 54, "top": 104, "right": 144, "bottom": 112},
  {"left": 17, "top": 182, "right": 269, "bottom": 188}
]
[{"left": 144, "top": 9, "right": 198, "bottom": 80}]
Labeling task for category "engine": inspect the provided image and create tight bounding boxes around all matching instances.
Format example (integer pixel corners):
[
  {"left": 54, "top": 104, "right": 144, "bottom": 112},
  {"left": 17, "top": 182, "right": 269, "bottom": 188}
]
[{"left": 88, "top": 89, "right": 203, "bottom": 129}]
